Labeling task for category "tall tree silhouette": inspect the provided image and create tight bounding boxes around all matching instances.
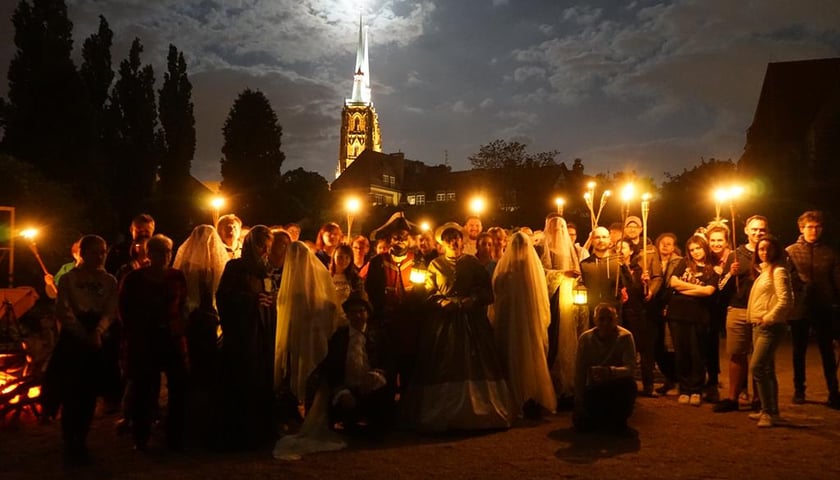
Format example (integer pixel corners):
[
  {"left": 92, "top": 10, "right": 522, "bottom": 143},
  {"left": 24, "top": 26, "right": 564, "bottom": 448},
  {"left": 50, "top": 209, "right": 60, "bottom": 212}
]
[
  {"left": 158, "top": 44, "right": 195, "bottom": 193},
  {"left": 155, "top": 44, "right": 196, "bottom": 235},
  {"left": 0, "top": 0, "right": 92, "bottom": 182},
  {"left": 107, "top": 38, "right": 160, "bottom": 226},
  {"left": 220, "top": 88, "right": 285, "bottom": 224}
]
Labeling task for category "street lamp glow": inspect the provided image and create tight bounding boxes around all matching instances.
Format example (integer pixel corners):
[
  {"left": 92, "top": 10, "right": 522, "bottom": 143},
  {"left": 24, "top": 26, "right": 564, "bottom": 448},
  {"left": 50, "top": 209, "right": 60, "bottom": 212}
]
[
  {"left": 587, "top": 181, "right": 596, "bottom": 190},
  {"left": 729, "top": 185, "right": 744, "bottom": 199},
  {"left": 713, "top": 187, "right": 730, "bottom": 203},
  {"left": 420, "top": 221, "right": 431, "bottom": 232},
  {"left": 210, "top": 196, "right": 225, "bottom": 210},
  {"left": 469, "top": 196, "right": 486, "bottom": 216},
  {"left": 642, "top": 192, "right": 652, "bottom": 202},
  {"left": 20, "top": 228, "right": 38, "bottom": 240}
]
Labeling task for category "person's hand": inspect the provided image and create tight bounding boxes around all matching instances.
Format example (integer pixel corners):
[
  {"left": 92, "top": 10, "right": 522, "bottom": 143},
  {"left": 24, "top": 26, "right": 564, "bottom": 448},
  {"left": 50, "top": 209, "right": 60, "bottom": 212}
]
[
  {"left": 441, "top": 298, "right": 459, "bottom": 312},
  {"left": 257, "top": 292, "right": 274, "bottom": 308},
  {"left": 641, "top": 271, "right": 650, "bottom": 283},
  {"left": 730, "top": 261, "right": 740, "bottom": 277},
  {"left": 460, "top": 295, "right": 476, "bottom": 309},
  {"left": 620, "top": 287, "right": 629, "bottom": 304},
  {"left": 590, "top": 366, "right": 611, "bottom": 383}
]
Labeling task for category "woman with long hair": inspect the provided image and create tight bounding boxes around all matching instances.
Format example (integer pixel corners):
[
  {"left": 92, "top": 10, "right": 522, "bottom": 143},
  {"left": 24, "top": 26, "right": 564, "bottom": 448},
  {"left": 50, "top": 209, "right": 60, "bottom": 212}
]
[
  {"left": 314, "top": 222, "right": 343, "bottom": 268},
  {"left": 490, "top": 232, "right": 556, "bottom": 417},
  {"left": 665, "top": 234, "right": 719, "bottom": 407},
  {"left": 330, "top": 244, "right": 365, "bottom": 319},
  {"left": 747, "top": 236, "right": 793, "bottom": 427},
  {"left": 653, "top": 233, "right": 681, "bottom": 395}
]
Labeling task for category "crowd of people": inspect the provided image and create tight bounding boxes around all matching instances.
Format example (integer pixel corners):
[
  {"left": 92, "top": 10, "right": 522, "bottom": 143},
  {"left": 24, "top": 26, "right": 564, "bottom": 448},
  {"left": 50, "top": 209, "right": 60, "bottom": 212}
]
[{"left": 38, "top": 207, "right": 840, "bottom": 463}]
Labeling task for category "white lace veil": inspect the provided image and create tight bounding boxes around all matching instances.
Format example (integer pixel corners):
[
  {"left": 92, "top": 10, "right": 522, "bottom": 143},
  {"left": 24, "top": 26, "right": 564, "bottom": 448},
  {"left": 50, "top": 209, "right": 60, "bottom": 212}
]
[
  {"left": 172, "top": 224, "right": 230, "bottom": 313},
  {"left": 490, "top": 232, "right": 556, "bottom": 410},
  {"left": 275, "top": 241, "right": 341, "bottom": 397},
  {"left": 541, "top": 216, "right": 581, "bottom": 275}
]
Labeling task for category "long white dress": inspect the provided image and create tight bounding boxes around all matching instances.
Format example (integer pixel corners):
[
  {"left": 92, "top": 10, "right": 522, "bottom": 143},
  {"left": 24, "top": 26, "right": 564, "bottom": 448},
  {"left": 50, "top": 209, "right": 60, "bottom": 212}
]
[
  {"left": 275, "top": 241, "right": 342, "bottom": 401},
  {"left": 541, "top": 216, "right": 583, "bottom": 399},
  {"left": 490, "top": 232, "right": 557, "bottom": 413}
]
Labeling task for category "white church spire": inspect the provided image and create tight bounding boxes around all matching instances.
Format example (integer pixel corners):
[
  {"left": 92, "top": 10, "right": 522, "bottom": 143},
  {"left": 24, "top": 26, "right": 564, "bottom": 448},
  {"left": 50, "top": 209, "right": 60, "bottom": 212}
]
[{"left": 348, "top": 15, "right": 371, "bottom": 105}]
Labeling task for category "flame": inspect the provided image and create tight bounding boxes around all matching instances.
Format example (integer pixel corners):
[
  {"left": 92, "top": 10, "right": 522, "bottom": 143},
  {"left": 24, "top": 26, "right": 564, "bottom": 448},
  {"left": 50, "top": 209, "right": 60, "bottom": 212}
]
[{"left": 27, "top": 386, "right": 41, "bottom": 398}]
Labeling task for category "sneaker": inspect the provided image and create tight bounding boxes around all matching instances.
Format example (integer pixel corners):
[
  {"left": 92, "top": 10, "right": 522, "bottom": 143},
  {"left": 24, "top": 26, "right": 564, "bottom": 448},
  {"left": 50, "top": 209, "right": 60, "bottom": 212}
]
[
  {"left": 678, "top": 394, "right": 690, "bottom": 405},
  {"left": 713, "top": 399, "right": 739, "bottom": 413},
  {"left": 748, "top": 411, "right": 763, "bottom": 420},
  {"left": 689, "top": 394, "right": 702, "bottom": 406},
  {"left": 792, "top": 390, "right": 806, "bottom": 404},
  {"left": 757, "top": 412, "right": 776, "bottom": 428}
]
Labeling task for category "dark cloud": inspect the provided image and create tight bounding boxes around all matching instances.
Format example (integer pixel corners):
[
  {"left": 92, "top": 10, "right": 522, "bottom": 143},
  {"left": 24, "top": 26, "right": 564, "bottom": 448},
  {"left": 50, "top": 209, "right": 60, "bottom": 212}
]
[{"left": 1, "top": 0, "right": 838, "bottom": 183}]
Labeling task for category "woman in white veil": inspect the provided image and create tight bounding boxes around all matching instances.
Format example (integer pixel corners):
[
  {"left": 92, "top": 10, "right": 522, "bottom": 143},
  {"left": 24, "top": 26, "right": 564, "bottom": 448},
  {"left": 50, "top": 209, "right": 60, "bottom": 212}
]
[
  {"left": 275, "top": 241, "right": 341, "bottom": 404},
  {"left": 540, "top": 215, "right": 582, "bottom": 402},
  {"left": 173, "top": 224, "right": 229, "bottom": 315},
  {"left": 273, "top": 241, "right": 344, "bottom": 460},
  {"left": 490, "top": 232, "right": 557, "bottom": 416},
  {"left": 172, "top": 224, "right": 229, "bottom": 384}
]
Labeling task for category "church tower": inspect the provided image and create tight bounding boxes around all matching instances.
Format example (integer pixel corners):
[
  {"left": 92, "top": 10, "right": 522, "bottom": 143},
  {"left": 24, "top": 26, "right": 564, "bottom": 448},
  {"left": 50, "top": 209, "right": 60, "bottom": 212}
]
[{"left": 337, "top": 16, "right": 382, "bottom": 178}]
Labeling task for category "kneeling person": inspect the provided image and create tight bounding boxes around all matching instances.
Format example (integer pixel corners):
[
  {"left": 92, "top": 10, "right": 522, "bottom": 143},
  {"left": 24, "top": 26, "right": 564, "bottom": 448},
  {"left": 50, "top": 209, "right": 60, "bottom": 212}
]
[
  {"left": 317, "top": 295, "right": 396, "bottom": 434},
  {"left": 574, "top": 303, "right": 637, "bottom": 432}
]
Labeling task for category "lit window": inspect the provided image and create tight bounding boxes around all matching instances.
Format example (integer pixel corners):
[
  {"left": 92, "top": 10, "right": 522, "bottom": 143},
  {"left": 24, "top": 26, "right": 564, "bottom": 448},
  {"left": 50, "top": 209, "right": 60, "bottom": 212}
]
[
  {"left": 436, "top": 193, "right": 446, "bottom": 202},
  {"left": 416, "top": 194, "right": 425, "bottom": 205},
  {"left": 407, "top": 195, "right": 416, "bottom": 205},
  {"left": 447, "top": 192, "right": 456, "bottom": 201}
]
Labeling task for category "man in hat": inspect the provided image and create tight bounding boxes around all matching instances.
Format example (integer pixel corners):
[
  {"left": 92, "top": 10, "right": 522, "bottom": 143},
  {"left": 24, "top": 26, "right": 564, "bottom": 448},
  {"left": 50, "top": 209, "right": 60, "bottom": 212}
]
[
  {"left": 314, "top": 294, "right": 396, "bottom": 434},
  {"left": 365, "top": 212, "right": 426, "bottom": 393}
]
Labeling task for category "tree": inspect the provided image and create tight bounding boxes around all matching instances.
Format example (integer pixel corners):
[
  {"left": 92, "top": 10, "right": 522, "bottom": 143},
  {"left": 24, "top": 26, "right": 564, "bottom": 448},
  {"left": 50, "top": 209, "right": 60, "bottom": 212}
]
[
  {"left": 154, "top": 44, "right": 196, "bottom": 234},
  {"left": 468, "top": 139, "right": 559, "bottom": 170},
  {"left": 281, "top": 168, "right": 330, "bottom": 225},
  {"left": 107, "top": 38, "right": 160, "bottom": 226},
  {"left": 220, "top": 88, "right": 285, "bottom": 224},
  {"left": 656, "top": 158, "right": 738, "bottom": 242},
  {"left": 0, "top": 0, "right": 92, "bottom": 182},
  {"left": 158, "top": 44, "right": 195, "bottom": 192},
  {"left": 79, "top": 15, "right": 114, "bottom": 114}
]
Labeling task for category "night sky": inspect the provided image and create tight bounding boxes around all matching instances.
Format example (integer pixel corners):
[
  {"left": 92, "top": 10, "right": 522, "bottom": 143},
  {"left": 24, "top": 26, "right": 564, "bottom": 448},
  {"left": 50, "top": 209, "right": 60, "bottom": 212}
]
[{"left": 1, "top": 0, "right": 838, "bottom": 183}]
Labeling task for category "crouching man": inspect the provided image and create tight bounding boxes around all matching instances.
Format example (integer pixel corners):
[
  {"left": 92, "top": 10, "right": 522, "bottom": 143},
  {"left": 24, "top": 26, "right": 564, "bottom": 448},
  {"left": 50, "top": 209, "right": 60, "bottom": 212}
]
[
  {"left": 573, "top": 303, "right": 637, "bottom": 433},
  {"left": 317, "top": 295, "right": 396, "bottom": 435}
]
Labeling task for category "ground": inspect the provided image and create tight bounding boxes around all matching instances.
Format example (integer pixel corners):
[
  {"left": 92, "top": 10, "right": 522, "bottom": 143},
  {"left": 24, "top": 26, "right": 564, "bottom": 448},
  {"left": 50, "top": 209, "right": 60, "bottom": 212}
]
[{"left": 2, "top": 338, "right": 840, "bottom": 480}]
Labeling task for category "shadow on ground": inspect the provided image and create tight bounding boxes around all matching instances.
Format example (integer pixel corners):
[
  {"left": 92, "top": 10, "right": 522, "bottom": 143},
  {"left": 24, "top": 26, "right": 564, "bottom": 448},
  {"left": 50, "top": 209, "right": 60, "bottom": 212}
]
[{"left": 548, "top": 426, "right": 641, "bottom": 464}]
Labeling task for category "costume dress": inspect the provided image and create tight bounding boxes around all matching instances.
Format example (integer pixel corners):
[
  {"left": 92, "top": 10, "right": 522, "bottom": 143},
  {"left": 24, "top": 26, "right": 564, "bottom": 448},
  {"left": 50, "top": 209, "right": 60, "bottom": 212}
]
[{"left": 406, "top": 253, "right": 514, "bottom": 432}]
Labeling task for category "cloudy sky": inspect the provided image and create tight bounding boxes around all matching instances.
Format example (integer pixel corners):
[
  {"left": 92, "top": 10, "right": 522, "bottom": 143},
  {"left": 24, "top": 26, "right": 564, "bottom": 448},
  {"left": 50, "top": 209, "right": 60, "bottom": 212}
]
[{"left": 2, "top": 0, "right": 839, "bottom": 183}]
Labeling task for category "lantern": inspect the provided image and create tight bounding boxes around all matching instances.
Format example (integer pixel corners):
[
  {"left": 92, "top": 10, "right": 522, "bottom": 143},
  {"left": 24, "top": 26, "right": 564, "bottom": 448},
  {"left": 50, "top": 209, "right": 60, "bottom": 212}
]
[
  {"left": 410, "top": 257, "right": 428, "bottom": 284},
  {"left": 573, "top": 283, "right": 588, "bottom": 306}
]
